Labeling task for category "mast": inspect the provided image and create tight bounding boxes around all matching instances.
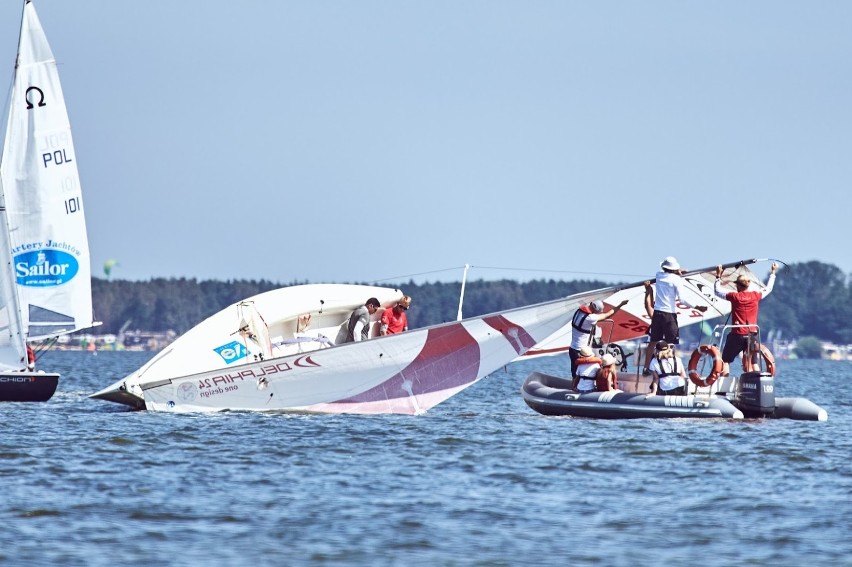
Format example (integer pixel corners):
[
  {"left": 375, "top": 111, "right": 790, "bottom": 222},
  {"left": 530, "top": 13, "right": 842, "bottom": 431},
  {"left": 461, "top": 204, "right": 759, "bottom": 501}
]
[
  {"left": 456, "top": 263, "right": 469, "bottom": 321},
  {"left": 0, "top": 0, "right": 32, "bottom": 369}
]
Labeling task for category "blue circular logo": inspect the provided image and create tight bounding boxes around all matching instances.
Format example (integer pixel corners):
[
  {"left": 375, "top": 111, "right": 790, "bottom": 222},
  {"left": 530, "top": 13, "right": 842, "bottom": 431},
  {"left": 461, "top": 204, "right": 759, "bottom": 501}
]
[{"left": 14, "top": 249, "right": 79, "bottom": 287}]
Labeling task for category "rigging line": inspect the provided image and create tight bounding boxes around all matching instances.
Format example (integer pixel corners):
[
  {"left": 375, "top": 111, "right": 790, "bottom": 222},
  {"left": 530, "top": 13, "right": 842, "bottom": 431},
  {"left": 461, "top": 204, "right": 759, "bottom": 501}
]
[
  {"left": 472, "top": 266, "right": 645, "bottom": 279},
  {"left": 370, "top": 266, "right": 468, "bottom": 284}
]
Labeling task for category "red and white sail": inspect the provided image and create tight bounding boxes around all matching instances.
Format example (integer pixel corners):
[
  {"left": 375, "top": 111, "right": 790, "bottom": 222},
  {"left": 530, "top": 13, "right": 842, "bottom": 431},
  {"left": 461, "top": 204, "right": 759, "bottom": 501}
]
[{"left": 519, "top": 260, "right": 767, "bottom": 359}]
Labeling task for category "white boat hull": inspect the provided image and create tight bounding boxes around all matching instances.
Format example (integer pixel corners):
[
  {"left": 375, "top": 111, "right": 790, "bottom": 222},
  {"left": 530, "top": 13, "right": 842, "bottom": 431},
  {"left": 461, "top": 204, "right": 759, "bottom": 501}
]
[{"left": 94, "top": 287, "right": 581, "bottom": 414}]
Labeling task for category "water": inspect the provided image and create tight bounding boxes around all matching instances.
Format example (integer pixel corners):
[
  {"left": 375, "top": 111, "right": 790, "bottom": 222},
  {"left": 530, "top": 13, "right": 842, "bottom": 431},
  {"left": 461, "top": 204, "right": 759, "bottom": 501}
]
[{"left": 2, "top": 352, "right": 850, "bottom": 566}]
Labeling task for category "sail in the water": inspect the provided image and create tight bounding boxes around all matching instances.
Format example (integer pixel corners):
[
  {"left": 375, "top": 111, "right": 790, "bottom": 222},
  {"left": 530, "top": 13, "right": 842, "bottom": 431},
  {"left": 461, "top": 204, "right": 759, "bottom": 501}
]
[{"left": 0, "top": 1, "right": 94, "bottom": 370}]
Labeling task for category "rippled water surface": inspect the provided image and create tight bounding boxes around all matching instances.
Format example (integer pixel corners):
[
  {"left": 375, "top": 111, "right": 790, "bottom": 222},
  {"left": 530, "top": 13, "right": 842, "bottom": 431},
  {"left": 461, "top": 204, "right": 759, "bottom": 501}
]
[{"left": 1, "top": 352, "right": 850, "bottom": 566}]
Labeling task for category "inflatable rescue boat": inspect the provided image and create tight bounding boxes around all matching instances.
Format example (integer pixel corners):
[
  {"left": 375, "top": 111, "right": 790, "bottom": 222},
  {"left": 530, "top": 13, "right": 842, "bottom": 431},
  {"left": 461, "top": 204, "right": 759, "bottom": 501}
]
[{"left": 522, "top": 343, "right": 827, "bottom": 421}]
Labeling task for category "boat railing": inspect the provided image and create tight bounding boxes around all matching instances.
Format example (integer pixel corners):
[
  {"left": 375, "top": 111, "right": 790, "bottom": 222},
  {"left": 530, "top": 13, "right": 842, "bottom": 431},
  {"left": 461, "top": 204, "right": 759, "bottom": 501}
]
[{"left": 712, "top": 323, "right": 772, "bottom": 374}]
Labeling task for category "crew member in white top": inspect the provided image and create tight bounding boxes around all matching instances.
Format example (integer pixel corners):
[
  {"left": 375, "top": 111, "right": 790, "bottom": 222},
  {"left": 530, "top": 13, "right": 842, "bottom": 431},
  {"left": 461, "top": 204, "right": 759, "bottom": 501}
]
[
  {"left": 568, "top": 298, "right": 628, "bottom": 377},
  {"left": 643, "top": 256, "right": 708, "bottom": 374},
  {"left": 646, "top": 340, "right": 687, "bottom": 396},
  {"left": 570, "top": 346, "right": 600, "bottom": 393}
]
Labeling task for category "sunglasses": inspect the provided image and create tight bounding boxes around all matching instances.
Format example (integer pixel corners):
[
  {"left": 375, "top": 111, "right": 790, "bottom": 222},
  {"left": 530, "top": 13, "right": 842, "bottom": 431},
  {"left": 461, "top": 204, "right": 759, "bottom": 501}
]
[{"left": 398, "top": 305, "right": 408, "bottom": 310}]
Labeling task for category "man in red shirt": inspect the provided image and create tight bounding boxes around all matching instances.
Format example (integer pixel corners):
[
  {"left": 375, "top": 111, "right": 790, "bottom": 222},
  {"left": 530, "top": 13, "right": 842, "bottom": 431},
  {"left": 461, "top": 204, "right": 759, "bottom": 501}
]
[
  {"left": 379, "top": 295, "right": 412, "bottom": 335},
  {"left": 714, "top": 263, "right": 778, "bottom": 366}
]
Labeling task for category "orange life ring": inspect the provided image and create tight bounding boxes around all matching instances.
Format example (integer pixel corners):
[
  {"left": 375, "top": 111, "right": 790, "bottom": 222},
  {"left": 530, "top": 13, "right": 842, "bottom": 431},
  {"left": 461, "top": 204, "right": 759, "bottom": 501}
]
[
  {"left": 742, "top": 343, "right": 776, "bottom": 376},
  {"left": 688, "top": 344, "right": 724, "bottom": 387}
]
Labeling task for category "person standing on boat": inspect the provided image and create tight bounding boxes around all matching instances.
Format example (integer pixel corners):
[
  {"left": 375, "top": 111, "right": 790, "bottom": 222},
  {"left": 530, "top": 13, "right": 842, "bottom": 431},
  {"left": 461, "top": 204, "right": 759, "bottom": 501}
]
[
  {"left": 713, "top": 263, "right": 778, "bottom": 368},
  {"left": 568, "top": 299, "right": 628, "bottom": 378},
  {"left": 571, "top": 346, "right": 601, "bottom": 393},
  {"left": 25, "top": 344, "right": 35, "bottom": 371},
  {"left": 379, "top": 296, "right": 412, "bottom": 335},
  {"left": 335, "top": 298, "right": 383, "bottom": 344},
  {"left": 643, "top": 256, "right": 708, "bottom": 374},
  {"left": 647, "top": 341, "right": 687, "bottom": 396},
  {"left": 596, "top": 353, "right": 620, "bottom": 391}
]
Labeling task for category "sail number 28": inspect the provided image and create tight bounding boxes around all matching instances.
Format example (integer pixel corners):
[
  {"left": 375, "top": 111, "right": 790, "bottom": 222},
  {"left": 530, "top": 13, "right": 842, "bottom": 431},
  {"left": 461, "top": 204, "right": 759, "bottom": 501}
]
[{"left": 64, "top": 197, "right": 81, "bottom": 214}]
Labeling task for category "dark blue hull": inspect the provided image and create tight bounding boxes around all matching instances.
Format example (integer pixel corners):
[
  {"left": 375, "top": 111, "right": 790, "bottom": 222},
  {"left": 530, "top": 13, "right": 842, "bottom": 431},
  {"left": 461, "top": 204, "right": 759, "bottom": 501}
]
[{"left": 0, "top": 372, "right": 59, "bottom": 402}]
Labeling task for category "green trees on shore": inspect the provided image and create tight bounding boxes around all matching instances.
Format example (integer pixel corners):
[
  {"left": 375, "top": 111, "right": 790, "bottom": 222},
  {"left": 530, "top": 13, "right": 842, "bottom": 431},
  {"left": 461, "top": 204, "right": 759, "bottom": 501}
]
[{"left": 91, "top": 261, "right": 850, "bottom": 345}]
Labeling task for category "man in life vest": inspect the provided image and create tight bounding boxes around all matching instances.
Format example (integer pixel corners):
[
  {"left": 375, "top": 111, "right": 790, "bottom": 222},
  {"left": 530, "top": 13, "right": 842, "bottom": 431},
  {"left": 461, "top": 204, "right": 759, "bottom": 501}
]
[
  {"left": 713, "top": 263, "right": 778, "bottom": 371},
  {"left": 643, "top": 256, "right": 709, "bottom": 374},
  {"left": 568, "top": 298, "right": 628, "bottom": 378},
  {"left": 646, "top": 340, "right": 687, "bottom": 396},
  {"left": 570, "top": 346, "right": 601, "bottom": 393}
]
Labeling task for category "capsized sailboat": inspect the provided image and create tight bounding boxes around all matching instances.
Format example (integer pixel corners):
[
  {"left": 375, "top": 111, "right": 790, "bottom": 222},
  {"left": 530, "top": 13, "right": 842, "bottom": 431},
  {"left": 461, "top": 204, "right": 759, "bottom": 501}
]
[
  {"left": 0, "top": 0, "right": 96, "bottom": 402},
  {"left": 91, "top": 283, "right": 616, "bottom": 414}
]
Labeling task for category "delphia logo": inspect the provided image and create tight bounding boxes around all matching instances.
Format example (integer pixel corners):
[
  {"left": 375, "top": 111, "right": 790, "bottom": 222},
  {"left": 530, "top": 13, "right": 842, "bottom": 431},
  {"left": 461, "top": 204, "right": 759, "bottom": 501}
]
[
  {"left": 213, "top": 341, "right": 248, "bottom": 364},
  {"left": 15, "top": 249, "right": 78, "bottom": 287}
]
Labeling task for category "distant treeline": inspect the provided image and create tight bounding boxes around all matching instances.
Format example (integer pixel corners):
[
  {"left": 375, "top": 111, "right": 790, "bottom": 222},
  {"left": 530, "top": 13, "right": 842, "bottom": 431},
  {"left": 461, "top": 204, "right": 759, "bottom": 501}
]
[
  {"left": 91, "top": 261, "right": 852, "bottom": 344},
  {"left": 91, "top": 277, "right": 609, "bottom": 335}
]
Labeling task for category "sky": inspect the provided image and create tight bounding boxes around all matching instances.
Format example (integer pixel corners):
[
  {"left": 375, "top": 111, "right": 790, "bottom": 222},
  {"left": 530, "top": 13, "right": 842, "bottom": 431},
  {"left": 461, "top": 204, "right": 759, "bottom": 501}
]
[{"left": 1, "top": 1, "right": 850, "bottom": 286}]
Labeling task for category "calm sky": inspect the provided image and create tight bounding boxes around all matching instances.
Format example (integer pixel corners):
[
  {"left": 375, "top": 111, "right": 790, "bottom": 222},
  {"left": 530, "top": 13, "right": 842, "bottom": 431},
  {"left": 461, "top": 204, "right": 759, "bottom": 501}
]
[{"left": 2, "top": 1, "right": 850, "bottom": 285}]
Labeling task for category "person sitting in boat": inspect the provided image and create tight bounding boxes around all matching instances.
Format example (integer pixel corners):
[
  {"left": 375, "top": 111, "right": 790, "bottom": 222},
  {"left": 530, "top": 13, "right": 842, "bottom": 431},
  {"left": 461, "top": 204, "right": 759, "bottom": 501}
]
[
  {"left": 568, "top": 299, "right": 628, "bottom": 378},
  {"left": 336, "top": 297, "right": 383, "bottom": 344},
  {"left": 713, "top": 263, "right": 778, "bottom": 373},
  {"left": 596, "top": 353, "right": 620, "bottom": 392},
  {"left": 379, "top": 295, "right": 411, "bottom": 335},
  {"left": 647, "top": 341, "right": 687, "bottom": 396},
  {"left": 571, "top": 346, "right": 601, "bottom": 393}
]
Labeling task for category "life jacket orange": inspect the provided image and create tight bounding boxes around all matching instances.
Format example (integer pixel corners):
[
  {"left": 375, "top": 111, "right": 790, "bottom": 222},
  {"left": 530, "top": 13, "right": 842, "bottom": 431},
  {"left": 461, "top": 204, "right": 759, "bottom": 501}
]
[
  {"left": 575, "top": 356, "right": 602, "bottom": 366},
  {"left": 571, "top": 305, "right": 596, "bottom": 336},
  {"left": 596, "top": 365, "right": 618, "bottom": 391}
]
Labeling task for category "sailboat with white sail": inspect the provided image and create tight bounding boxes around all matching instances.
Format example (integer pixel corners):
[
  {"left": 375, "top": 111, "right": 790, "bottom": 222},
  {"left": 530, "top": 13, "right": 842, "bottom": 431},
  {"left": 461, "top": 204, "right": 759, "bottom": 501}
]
[{"left": 0, "top": 0, "right": 96, "bottom": 401}]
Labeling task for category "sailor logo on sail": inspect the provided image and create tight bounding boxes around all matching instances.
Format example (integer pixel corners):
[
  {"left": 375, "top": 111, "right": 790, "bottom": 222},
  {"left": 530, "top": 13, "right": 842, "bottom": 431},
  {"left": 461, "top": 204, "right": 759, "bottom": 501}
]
[{"left": 14, "top": 249, "right": 79, "bottom": 287}]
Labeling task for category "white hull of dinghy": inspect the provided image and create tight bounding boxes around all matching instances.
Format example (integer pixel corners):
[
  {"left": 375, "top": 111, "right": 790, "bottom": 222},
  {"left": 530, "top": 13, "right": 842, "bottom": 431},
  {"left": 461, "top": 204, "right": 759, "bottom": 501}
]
[
  {"left": 95, "top": 288, "right": 582, "bottom": 414},
  {"left": 91, "top": 284, "right": 404, "bottom": 408}
]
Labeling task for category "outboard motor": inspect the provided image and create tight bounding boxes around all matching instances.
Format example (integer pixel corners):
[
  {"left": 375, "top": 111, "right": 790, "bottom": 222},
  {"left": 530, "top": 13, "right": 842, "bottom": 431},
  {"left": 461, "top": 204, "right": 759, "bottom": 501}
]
[{"left": 735, "top": 371, "right": 775, "bottom": 417}]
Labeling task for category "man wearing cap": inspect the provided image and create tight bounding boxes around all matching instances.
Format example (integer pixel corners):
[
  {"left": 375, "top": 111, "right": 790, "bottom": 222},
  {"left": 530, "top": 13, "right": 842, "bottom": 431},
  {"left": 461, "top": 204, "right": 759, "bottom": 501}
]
[
  {"left": 646, "top": 340, "right": 687, "bottom": 396},
  {"left": 379, "top": 295, "right": 412, "bottom": 336},
  {"left": 643, "top": 256, "right": 709, "bottom": 374},
  {"left": 335, "top": 298, "right": 383, "bottom": 344},
  {"left": 568, "top": 298, "right": 628, "bottom": 378},
  {"left": 714, "top": 263, "right": 778, "bottom": 368}
]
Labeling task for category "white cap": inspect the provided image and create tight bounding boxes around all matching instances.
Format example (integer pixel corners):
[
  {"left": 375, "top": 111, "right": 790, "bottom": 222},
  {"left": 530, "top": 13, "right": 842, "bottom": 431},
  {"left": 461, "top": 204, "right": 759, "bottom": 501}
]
[
  {"left": 590, "top": 300, "right": 604, "bottom": 312},
  {"left": 601, "top": 353, "right": 617, "bottom": 366}
]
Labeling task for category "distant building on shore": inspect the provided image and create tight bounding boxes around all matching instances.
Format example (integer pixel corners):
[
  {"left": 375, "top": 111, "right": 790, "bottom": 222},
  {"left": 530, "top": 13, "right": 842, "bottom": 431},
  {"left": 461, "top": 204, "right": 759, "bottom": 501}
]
[{"left": 53, "top": 330, "right": 177, "bottom": 352}]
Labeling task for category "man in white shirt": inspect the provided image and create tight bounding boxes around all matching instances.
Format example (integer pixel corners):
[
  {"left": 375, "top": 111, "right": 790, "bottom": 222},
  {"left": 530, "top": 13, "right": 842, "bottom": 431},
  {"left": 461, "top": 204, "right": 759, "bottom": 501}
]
[
  {"left": 568, "top": 298, "right": 628, "bottom": 377},
  {"left": 643, "top": 256, "right": 708, "bottom": 374}
]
